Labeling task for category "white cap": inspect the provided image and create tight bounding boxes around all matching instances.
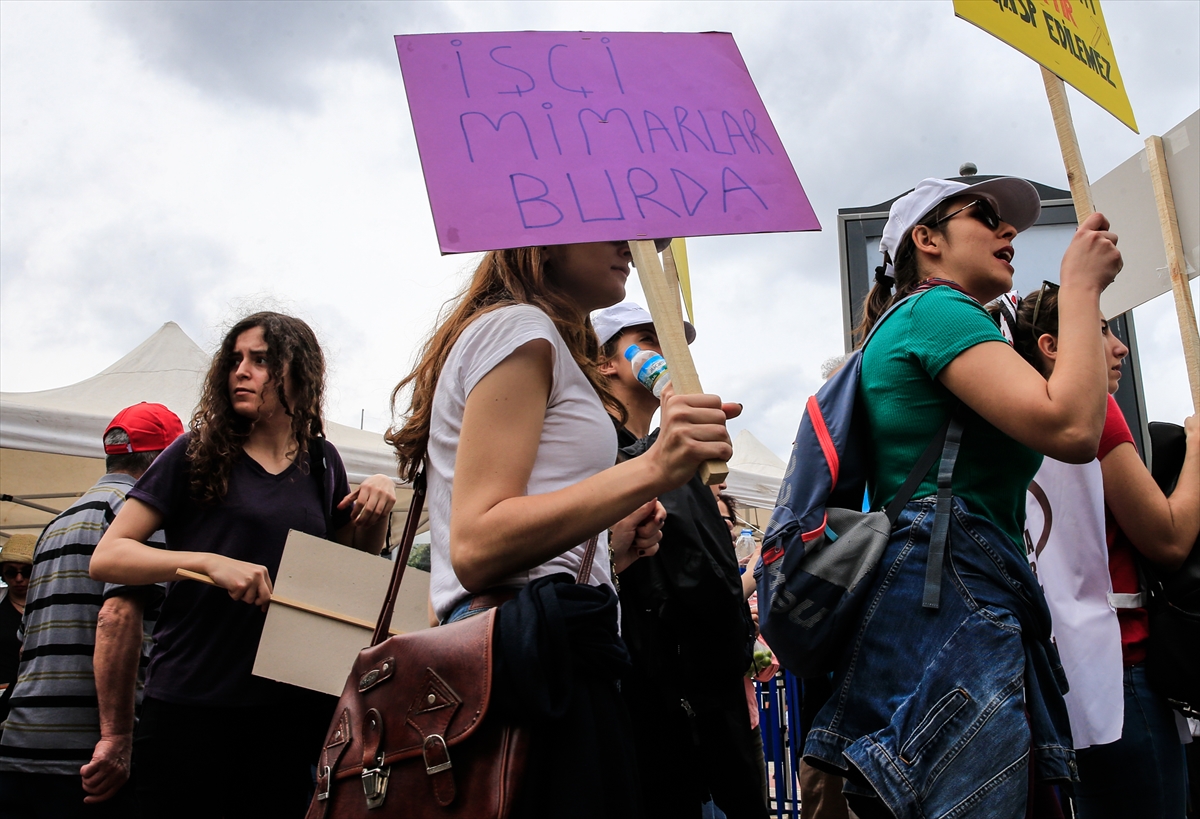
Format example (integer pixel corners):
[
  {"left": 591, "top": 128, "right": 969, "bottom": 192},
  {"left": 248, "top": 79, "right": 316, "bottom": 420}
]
[
  {"left": 592, "top": 302, "right": 696, "bottom": 347},
  {"left": 879, "top": 177, "right": 1041, "bottom": 277}
]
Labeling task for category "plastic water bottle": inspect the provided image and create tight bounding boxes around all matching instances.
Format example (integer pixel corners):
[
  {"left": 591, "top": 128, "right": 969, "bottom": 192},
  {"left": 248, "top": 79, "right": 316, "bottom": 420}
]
[
  {"left": 624, "top": 345, "right": 671, "bottom": 398},
  {"left": 735, "top": 528, "right": 756, "bottom": 565}
]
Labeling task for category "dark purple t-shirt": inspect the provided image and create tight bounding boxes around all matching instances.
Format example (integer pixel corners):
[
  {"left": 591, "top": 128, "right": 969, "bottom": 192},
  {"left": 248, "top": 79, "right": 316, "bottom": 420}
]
[{"left": 130, "top": 434, "right": 352, "bottom": 707}]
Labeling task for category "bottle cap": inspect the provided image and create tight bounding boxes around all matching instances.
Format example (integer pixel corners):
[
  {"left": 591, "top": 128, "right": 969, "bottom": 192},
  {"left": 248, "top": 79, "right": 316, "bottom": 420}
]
[
  {"left": 740, "top": 529, "right": 753, "bottom": 537},
  {"left": 623, "top": 345, "right": 640, "bottom": 361}
]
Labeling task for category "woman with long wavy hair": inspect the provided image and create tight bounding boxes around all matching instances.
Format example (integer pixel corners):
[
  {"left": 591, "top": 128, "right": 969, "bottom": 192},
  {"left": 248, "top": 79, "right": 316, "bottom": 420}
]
[
  {"left": 387, "top": 242, "right": 736, "bottom": 818},
  {"left": 92, "top": 311, "right": 396, "bottom": 818},
  {"left": 798, "top": 178, "right": 1121, "bottom": 818}
]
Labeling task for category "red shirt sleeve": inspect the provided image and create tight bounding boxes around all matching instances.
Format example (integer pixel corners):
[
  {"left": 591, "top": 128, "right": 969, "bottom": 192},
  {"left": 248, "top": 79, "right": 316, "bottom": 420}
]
[
  {"left": 1098, "top": 394, "right": 1135, "bottom": 461},
  {"left": 1096, "top": 393, "right": 1149, "bottom": 665}
]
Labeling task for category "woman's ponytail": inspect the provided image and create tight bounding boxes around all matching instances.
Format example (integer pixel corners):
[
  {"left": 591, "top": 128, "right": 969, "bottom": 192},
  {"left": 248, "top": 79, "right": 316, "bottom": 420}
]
[
  {"left": 853, "top": 245, "right": 923, "bottom": 347},
  {"left": 852, "top": 201, "right": 951, "bottom": 347},
  {"left": 852, "top": 261, "right": 896, "bottom": 348}
]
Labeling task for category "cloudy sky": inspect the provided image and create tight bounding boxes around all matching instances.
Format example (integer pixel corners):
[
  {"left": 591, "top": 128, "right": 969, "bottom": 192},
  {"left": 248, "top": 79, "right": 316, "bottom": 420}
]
[{"left": 2, "top": 0, "right": 1197, "bottom": 461}]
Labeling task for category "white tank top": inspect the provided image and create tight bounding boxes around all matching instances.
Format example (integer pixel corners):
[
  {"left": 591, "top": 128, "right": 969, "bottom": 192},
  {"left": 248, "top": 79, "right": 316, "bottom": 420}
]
[{"left": 426, "top": 304, "right": 617, "bottom": 622}]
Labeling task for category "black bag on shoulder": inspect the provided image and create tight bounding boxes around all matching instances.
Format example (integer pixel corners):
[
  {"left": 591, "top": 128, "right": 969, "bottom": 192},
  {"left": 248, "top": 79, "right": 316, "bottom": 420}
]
[{"left": 1141, "top": 421, "right": 1200, "bottom": 718}]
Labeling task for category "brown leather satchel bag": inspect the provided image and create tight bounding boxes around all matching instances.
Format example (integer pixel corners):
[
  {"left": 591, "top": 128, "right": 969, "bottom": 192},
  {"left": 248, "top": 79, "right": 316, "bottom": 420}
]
[{"left": 305, "top": 473, "right": 529, "bottom": 819}]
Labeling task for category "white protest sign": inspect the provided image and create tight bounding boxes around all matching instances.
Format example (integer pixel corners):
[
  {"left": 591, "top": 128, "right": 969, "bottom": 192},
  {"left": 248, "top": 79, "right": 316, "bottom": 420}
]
[
  {"left": 1095, "top": 110, "right": 1199, "bottom": 319},
  {"left": 253, "top": 530, "right": 430, "bottom": 696}
]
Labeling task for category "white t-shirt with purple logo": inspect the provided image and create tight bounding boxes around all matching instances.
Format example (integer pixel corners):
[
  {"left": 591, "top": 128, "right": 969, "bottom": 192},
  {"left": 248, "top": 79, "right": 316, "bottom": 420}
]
[{"left": 427, "top": 304, "right": 617, "bottom": 622}]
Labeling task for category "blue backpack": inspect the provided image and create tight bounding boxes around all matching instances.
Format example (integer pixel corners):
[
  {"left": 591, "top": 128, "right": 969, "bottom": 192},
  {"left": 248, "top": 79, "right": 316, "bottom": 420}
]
[{"left": 756, "top": 292, "right": 962, "bottom": 678}]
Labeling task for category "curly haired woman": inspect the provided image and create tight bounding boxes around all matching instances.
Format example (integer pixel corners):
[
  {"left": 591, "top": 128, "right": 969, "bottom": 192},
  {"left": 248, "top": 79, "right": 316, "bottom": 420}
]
[{"left": 93, "top": 312, "right": 396, "bottom": 818}]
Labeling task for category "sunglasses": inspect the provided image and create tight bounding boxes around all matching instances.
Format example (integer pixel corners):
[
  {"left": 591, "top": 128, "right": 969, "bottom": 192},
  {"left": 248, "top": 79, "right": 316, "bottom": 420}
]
[
  {"left": 2, "top": 565, "right": 30, "bottom": 581},
  {"left": 933, "top": 199, "right": 1002, "bottom": 232},
  {"left": 1031, "top": 280, "right": 1060, "bottom": 340}
]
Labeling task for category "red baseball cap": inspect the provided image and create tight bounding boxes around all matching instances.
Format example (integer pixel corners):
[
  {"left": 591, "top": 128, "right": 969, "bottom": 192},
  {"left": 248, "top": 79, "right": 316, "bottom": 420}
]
[{"left": 104, "top": 403, "right": 185, "bottom": 454}]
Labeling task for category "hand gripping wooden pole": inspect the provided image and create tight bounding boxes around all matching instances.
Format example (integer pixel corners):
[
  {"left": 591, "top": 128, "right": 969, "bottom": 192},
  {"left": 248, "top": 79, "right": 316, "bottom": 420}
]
[
  {"left": 1042, "top": 67, "right": 1095, "bottom": 220},
  {"left": 628, "top": 239, "right": 729, "bottom": 485},
  {"left": 1145, "top": 135, "right": 1200, "bottom": 412}
]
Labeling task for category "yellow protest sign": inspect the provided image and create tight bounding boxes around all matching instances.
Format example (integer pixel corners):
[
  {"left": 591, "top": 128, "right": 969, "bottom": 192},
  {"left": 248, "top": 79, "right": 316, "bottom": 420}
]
[
  {"left": 954, "top": 0, "right": 1136, "bottom": 132},
  {"left": 670, "top": 238, "right": 694, "bottom": 325}
]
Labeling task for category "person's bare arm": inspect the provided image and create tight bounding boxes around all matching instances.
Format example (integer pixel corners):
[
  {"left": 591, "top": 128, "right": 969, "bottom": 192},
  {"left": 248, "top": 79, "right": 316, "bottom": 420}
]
[
  {"left": 940, "top": 213, "right": 1121, "bottom": 462},
  {"left": 92, "top": 499, "right": 273, "bottom": 608},
  {"left": 742, "top": 546, "right": 760, "bottom": 600},
  {"left": 939, "top": 340, "right": 1104, "bottom": 462},
  {"left": 449, "top": 339, "right": 734, "bottom": 593},
  {"left": 1101, "top": 415, "right": 1199, "bottom": 570},
  {"left": 80, "top": 594, "right": 144, "bottom": 803},
  {"left": 333, "top": 474, "right": 397, "bottom": 555},
  {"left": 610, "top": 500, "right": 666, "bottom": 574}
]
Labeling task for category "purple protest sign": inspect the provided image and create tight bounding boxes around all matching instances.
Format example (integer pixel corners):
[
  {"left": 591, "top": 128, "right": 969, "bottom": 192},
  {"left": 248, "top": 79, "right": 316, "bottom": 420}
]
[{"left": 395, "top": 31, "right": 820, "bottom": 253}]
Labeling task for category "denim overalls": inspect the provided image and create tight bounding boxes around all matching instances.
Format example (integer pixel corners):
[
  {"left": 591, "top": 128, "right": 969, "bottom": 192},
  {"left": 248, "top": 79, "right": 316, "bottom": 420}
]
[{"left": 803, "top": 497, "right": 1076, "bottom": 819}]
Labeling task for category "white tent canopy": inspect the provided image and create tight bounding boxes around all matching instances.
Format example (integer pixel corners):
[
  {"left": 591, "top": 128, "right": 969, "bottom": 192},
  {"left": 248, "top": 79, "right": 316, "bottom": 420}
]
[
  {"left": 0, "top": 322, "right": 399, "bottom": 484},
  {"left": 725, "top": 429, "right": 785, "bottom": 511},
  {"left": 2, "top": 321, "right": 781, "bottom": 543}
]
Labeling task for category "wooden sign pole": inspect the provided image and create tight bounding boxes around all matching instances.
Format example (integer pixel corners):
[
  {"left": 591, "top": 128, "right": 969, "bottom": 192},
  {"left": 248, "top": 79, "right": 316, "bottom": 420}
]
[
  {"left": 175, "top": 568, "right": 400, "bottom": 635},
  {"left": 1145, "top": 135, "right": 1200, "bottom": 412},
  {"left": 1042, "top": 67, "right": 1095, "bottom": 220},
  {"left": 629, "top": 239, "right": 729, "bottom": 485},
  {"left": 1045, "top": 66, "right": 1199, "bottom": 412}
]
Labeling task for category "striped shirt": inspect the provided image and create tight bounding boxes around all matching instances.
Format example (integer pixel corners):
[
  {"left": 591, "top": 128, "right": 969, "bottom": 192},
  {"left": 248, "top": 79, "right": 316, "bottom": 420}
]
[{"left": 0, "top": 473, "right": 164, "bottom": 775}]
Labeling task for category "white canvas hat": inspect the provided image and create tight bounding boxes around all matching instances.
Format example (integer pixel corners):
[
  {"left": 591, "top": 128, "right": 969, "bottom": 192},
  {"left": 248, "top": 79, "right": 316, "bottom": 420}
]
[
  {"left": 879, "top": 177, "right": 1041, "bottom": 277},
  {"left": 592, "top": 302, "right": 696, "bottom": 347}
]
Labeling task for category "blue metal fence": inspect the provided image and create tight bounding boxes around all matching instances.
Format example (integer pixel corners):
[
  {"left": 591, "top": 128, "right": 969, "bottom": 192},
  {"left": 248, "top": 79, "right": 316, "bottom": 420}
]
[{"left": 756, "top": 669, "right": 806, "bottom": 818}]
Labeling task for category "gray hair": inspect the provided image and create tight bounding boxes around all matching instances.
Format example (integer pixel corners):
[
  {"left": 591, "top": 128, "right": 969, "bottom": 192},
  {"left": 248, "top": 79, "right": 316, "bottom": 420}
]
[
  {"left": 820, "top": 354, "right": 848, "bottom": 380},
  {"left": 103, "top": 428, "right": 159, "bottom": 476},
  {"left": 103, "top": 428, "right": 130, "bottom": 448}
]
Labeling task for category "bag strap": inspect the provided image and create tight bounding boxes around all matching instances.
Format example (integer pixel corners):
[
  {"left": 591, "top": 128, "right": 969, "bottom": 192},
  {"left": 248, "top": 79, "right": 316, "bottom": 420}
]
[
  {"left": 867, "top": 284, "right": 967, "bottom": 521},
  {"left": 865, "top": 283, "right": 968, "bottom": 610},
  {"left": 371, "top": 470, "right": 427, "bottom": 647},
  {"left": 922, "top": 415, "right": 963, "bottom": 610},
  {"left": 879, "top": 407, "right": 964, "bottom": 610},
  {"left": 1025, "top": 479, "right": 1052, "bottom": 558},
  {"left": 369, "top": 469, "right": 601, "bottom": 644},
  {"left": 884, "top": 413, "right": 954, "bottom": 526},
  {"left": 859, "top": 289, "right": 935, "bottom": 353},
  {"left": 576, "top": 535, "right": 600, "bottom": 584}
]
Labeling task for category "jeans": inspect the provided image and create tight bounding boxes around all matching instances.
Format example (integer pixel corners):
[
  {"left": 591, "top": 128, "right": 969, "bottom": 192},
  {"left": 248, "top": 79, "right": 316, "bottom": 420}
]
[
  {"left": 445, "top": 596, "right": 482, "bottom": 623},
  {"left": 1074, "top": 664, "right": 1188, "bottom": 819},
  {"left": 804, "top": 498, "right": 1074, "bottom": 819},
  {"left": 443, "top": 587, "right": 521, "bottom": 623}
]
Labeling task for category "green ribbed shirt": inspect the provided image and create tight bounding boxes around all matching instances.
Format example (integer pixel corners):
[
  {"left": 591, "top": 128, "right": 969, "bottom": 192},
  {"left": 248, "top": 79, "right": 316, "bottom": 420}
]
[{"left": 860, "top": 286, "right": 1042, "bottom": 548}]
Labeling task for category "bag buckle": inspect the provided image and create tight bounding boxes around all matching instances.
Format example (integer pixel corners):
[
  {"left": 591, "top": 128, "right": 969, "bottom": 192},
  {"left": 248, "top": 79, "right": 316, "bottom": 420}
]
[
  {"left": 316, "top": 765, "right": 332, "bottom": 801},
  {"left": 361, "top": 764, "right": 390, "bottom": 810},
  {"left": 423, "top": 734, "right": 452, "bottom": 775}
]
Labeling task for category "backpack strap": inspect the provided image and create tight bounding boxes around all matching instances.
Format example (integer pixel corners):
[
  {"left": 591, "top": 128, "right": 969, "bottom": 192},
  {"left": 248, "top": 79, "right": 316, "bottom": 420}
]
[
  {"left": 879, "top": 406, "right": 963, "bottom": 611},
  {"left": 310, "top": 437, "right": 335, "bottom": 539},
  {"left": 866, "top": 285, "right": 967, "bottom": 610},
  {"left": 922, "top": 415, "right": 963, "bottom": 610},
  {"left": 883, "top": 415, "right": 953, "bottom": 527},
  {"left": 859, "top": 290, "right": 932, "bottom": 352},
  {"left": 1107, "top": 592, "right": 1145, "bottom": 609}
]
